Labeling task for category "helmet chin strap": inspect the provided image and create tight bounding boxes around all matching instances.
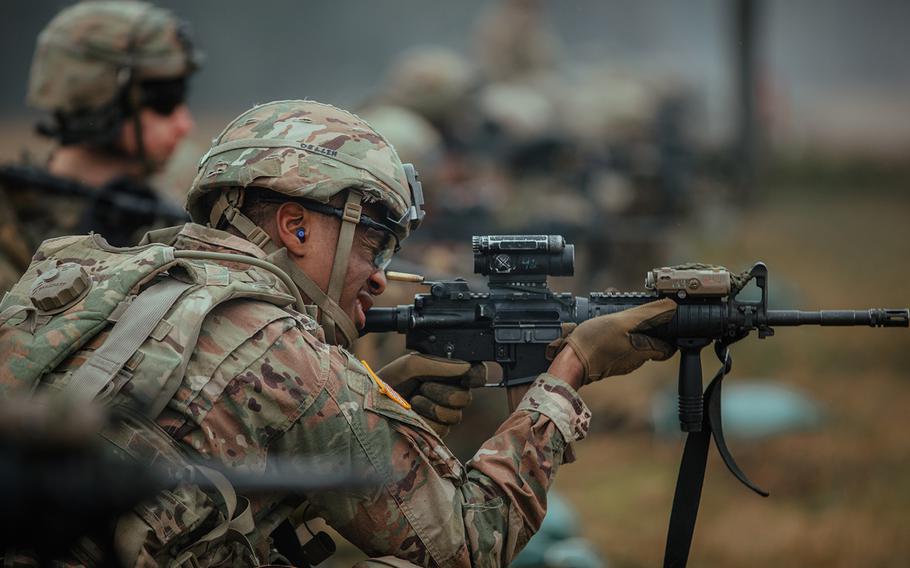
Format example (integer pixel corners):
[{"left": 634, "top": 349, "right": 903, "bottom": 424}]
[
  {"left": 315, "top": 190, "right": 362, "bottom": 346},
  {"left": 127, "top": 83, "right": 154, "bottom": 176},
  {"left": 121, "top": 16, "right": 154, "bottom": 176},
  {"left": 266, "top": 249, "right": 359, "bottom": 348},
  {"left": 213, "top": 189, "right": 362, "bottom": 347},
  {"left": 327, "top": 192, "right": 362, "bottom": 302}
]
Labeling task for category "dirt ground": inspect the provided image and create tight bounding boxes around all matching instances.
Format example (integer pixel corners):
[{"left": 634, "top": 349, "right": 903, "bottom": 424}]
[{"left": 555, "top": 184, "right": 910, "bottom": 567}]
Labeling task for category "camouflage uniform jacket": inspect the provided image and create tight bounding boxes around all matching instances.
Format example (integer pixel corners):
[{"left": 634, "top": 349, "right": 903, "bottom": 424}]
[{"left": 146, "top": 223, "right": 592, "bottom": 566}]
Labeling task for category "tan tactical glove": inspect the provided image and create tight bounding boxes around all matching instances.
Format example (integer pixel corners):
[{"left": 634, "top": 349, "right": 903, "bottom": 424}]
[
  {"left": 378, "top": 353, "right": 487, "bottom": 437},
  {"left": 549, "top": 298, "right": 678, "bottom": 385}
]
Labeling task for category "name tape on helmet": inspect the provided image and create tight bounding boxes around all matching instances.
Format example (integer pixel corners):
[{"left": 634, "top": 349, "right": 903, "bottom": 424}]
[{"left": 197, "top": 138, "right": 404, "bottom": 198}]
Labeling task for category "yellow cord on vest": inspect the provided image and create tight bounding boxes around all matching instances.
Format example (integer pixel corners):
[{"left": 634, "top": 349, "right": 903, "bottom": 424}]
[{"left": 360, "top": 359, "right": 411, "bottom": 410}]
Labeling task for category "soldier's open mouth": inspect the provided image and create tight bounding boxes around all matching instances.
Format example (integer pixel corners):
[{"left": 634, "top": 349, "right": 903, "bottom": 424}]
[
  {"left": 355, "top": 294, "right": 374, "bottom": 329},
  {"left": 355, "top": 300, "right": 366, "bottom": 329}
]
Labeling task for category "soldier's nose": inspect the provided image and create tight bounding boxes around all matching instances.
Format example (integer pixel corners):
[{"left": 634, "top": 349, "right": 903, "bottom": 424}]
[
  {"left": 173, "top": 104, "right": 195, "bottom": 136},
  {"left": 368, "top": 269, "right": 387, "bottom": 296}
]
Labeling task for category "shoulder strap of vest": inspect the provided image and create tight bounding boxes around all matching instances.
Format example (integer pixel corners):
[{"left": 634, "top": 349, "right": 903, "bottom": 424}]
[
  {"left": 174, "top": 249, "right": 306, "bottom": 312},
  {"left": 62, "top": 277, "right": 193, "bottom": 407}
]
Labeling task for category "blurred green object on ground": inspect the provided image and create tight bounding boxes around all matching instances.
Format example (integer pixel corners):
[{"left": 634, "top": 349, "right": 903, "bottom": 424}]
[
  {"left": 512, "top": 491, "right": 605, "bottom": 568},
  {"left": 651, "top": 381, "right": 824, "bottom": 439}
]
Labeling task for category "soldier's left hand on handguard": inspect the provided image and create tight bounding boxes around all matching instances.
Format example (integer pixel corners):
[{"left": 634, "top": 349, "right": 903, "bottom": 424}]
[{"left": 550, "top": 298, "right": 678, "bottom": 385}]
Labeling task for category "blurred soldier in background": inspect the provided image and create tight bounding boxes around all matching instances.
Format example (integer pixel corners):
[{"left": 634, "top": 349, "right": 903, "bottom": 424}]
[
  {"left": 472, "top": 82, "right": 594, "bottom": 256},
  {"left": 472, "top": 0, "right": 563, "bottom": 83},
  {"left": 364, "top": 47, "right": 500, "bottom": 281},
  {"left": 379, "top": 46, "right": 477, "bottom": 144},
  {"left": 350, "top": 2, "right": 699, "bottom": 488},
  {"left": 0, "top": 0, "right": 200, "bottom": 292},
  {"left": 361, "top": 0, "right": 695, "bottom": 294}
]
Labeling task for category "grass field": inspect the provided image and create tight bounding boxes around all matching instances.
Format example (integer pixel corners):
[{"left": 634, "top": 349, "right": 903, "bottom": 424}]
[{"left": 556, "top": 184, "right": 910, "bottom": 567}]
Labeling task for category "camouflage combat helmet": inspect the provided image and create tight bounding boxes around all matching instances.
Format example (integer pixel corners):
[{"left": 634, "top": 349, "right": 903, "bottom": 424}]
[
  {"left": 27, "top": 0, "right": 201, "bottom": 145},
  {"left": 187, "top": 99, "right": 425, "bottom": 346},
  {"left": 357, "top": 105, "right": 444, "bottom": 174},
  {"left": 477, "top": 83, "right": 555, "bottom": 144},
  {"left": 383, "top": 47, "right": 476, "bottom": 123}
]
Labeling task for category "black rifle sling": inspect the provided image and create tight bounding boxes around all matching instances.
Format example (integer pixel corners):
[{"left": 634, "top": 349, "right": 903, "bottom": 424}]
[
  {"left": 663, "top": 345, "right": 768, "bottom": 568},
  {"left": 662, "top": 376, "right": 716, "bottom": 568}
]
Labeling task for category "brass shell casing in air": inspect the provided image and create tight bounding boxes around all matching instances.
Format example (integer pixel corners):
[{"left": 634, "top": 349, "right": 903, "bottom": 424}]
[{"left": 386, "top": 271, "right": 425, "bottom": 283}]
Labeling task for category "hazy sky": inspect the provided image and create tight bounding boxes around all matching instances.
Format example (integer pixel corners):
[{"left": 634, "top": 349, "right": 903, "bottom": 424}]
[{"left": 1, "top": 0, "right": 907, "bottom": 149}]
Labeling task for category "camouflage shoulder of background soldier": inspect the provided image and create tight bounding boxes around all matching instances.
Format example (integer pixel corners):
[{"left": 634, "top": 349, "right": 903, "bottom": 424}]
[
  {"left": 0, "top": 163, "right": 184, "bottom": 253},
  {"left": 0, "top": 164, "right": 86, "bottom": 242}
]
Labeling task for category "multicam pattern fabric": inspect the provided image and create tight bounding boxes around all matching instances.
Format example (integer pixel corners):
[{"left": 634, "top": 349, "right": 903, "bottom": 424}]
[
  {"left": 0, "top": 234, "right": 179, "bottom": 398},
  {"left": 517, "top": 373, "right": 593, "bottom": 443},
  {"left": 187, "top": 100, "right": 411, "bottom": 238},
  {"left": 0, "top": 172, "right": 87, "bottom": 295},
  {"left": 1, "top": 223, "right": 591, "bottom": 566},
  {"left": 27, "top": 0, "right": 199, "bottom": 113}
]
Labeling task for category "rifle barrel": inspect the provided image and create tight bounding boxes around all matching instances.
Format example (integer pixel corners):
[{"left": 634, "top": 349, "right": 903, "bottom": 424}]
[{"left": 766, "top": 309, "right": 909, "bottom": 327}]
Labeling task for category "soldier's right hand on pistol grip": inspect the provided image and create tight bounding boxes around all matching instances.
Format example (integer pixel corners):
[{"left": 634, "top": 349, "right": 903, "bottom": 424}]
[
  {"left": 378, "top": 353, "right": 487, "bottom": 437},
  {"left": 554, "top": 298, "right": 677, "bottom": 385}
]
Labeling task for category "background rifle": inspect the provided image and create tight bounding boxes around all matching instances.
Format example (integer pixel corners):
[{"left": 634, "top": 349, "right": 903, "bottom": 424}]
[{"left": 0, "top": 165, "right": 190, "bottom": 246}]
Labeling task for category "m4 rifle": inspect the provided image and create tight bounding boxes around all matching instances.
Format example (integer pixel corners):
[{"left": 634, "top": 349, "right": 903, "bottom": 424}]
[{"left": 366, "top": 234, "right": 909, "bottom": 567}]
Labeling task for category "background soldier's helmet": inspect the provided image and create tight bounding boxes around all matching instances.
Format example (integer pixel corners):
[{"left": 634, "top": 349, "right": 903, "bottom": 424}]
[
  {"left": 357, "top": 105, "right": 444, "bottom": 175},
  {"left": 187, "top": 99, "right": 424, "bottom": 243},
  {"left": 382, "top": 47, "right": 476, "bottom": 124},
  {"left": 27, "top": 0, "right": 200, "bottom": 144},
  {"left": 476, "top": 83, "right": 555, "bottom": 145}
]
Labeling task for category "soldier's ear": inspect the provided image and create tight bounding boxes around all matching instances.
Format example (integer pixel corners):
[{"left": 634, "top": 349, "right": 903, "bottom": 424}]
[{"left": 275, "top": 202, "right": 311, "bottom": 257}]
